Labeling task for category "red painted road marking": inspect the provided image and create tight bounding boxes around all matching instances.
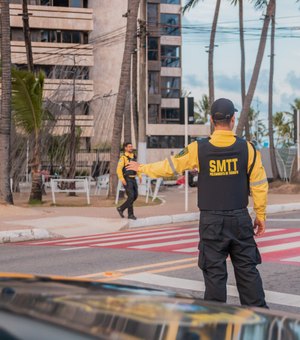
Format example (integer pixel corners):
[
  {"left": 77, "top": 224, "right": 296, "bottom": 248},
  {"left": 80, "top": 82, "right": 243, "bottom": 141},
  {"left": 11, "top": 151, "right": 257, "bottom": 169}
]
[{"left": 15, "top": 227, "right": 300, "bottom": 265}]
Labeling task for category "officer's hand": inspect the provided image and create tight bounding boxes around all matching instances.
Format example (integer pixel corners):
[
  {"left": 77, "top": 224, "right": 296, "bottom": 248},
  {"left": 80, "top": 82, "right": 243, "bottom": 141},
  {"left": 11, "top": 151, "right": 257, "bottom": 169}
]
[
  {"left": 121, "top": 179, "right": 127, "bottom": 187},
  {"left": 126, "top": 161, "right": 140, "bottom": 172},
  {"left": 254, "top": 218, "right": 266, "bottom": 236},
  {"left": 139, "top": 177, "right": 142, "bottom": 184}
]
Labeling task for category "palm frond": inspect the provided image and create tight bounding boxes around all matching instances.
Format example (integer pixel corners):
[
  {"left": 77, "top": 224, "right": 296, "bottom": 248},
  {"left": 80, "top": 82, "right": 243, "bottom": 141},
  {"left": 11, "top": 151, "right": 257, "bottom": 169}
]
[
  {"left": 182, "top": 0, "right": 202, "bottom": 14},
  {"left": 11, "top": 68, "right": 45, "bottom": 136},
  {"left": 251, "top": 0, "right": 268, "bottom": 10}
]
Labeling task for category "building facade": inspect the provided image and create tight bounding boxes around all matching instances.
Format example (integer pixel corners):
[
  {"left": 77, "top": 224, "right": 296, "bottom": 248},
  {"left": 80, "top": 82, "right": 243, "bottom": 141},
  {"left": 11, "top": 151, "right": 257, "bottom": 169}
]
[
  {"left": 9, "top": 0, "right": 94, "bottom": 151},
  {"left": 146, "top": 0, "right": 209, "bottom": 162}
]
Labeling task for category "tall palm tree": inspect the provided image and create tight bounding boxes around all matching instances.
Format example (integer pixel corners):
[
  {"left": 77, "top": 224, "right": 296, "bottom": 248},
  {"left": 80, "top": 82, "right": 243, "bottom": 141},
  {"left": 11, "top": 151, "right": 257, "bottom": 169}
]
[
  {"left": 109, "top": 0, "right": 141, "bottom": 197},
  {"left": 0, "top": 0, "right": 14, "bottom": 205},
  {"left": 11, "top": 69, "right": 47, "bottom": 203},
  {"left": 22, "top": 0, "right": 34, "bottom": 72},
  {"left": 267, "top": 0, "right": 279, "bottom": 179},
  {"left": 231, "top": 0, "right": 250, "bottom": 139},
  {"left": 183, "top": 0, "right": 221, "bottom": 107},
  {"left": 236, "top": 0, "right": 275, "bottom": 136}
]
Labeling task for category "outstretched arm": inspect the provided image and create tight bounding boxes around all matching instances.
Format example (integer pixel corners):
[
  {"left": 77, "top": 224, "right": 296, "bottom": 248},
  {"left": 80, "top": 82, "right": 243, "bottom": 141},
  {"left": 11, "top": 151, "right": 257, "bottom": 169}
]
[{"left": 126, "top": 141, "right": 199, "bottom": 178}]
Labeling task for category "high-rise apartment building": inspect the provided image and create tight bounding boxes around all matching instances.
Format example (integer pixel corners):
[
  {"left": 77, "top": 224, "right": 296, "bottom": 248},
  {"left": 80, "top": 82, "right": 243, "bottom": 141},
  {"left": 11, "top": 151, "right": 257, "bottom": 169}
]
[
  {"left": 146, "top": 0, "right": 209, "bottom": 162},
  {"left": 9, "top": 0, "right": 94, "bottom": 151}
]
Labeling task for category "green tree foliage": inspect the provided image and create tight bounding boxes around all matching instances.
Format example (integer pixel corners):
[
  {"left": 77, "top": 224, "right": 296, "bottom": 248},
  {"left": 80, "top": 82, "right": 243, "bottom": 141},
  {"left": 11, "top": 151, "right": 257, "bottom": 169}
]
[
  {"left": 194, "top": 94, "right": 210, "bottom": 124},
  {"left": 11, "top": 68, "right": 49, "bottom": 203}
]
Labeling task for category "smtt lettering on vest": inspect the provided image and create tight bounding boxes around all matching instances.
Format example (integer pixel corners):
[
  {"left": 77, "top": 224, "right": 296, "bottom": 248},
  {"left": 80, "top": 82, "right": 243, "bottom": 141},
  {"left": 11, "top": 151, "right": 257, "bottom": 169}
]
[{"left": 209, "top": 158, "right": 239, "bottom": 176}]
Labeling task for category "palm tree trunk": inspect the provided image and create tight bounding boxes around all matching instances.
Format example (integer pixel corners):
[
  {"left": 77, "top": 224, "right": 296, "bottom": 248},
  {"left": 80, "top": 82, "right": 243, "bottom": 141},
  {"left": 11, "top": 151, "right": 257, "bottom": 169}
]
[
  {"left": 0, "top": 0, "right": 14, "bottom": 205},
  {"left": 208, "top": 0, "right": 221, "bottom": 107},
  {"left": 22, "top": 0, "right": 34, "bottom": 72},
  {"left": 132, "top": 50, "right": 139, "bottom": 147},
  {"left": 108, "top": 0, "right": 140, "bottom": 197},
  {"left": 236, "top": 0, "right": 275, "bottom": 136},
  {"left": 238, "top": 0, "right": 250, "bottom": 140},
  {"left": 268, "top": 1, "right": 279, "bottom": 179},
  {"left": 123, "top": 90, "right": 132, "bottom": 143},
  {"left": 68, "top": 78, "right": 77, "bottom": 195},
  {"left": 29, "top": 137, "right": 42, "bottom": 202}
]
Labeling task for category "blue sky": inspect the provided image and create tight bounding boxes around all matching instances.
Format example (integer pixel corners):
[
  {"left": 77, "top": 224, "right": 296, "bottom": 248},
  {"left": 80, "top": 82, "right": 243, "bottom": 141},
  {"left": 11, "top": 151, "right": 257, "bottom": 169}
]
[{"left": 182, "top": 0, "right": 300, "bottom": 124}]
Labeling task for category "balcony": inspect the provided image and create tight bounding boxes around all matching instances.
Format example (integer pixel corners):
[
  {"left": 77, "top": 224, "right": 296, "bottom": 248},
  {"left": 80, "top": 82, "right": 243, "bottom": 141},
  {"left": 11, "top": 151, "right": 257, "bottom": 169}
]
[
  {"left": 10, "top": 4, "right": 93, "bottom": 31},
  {"left": 52, "top": 115, "right": 94, "bottom": 138},
  {"left": 11, "top": 41, "right": 94, "bottom": 66},
  {"left": 43, "top": 79, "right": 94, "bottom": 102}
]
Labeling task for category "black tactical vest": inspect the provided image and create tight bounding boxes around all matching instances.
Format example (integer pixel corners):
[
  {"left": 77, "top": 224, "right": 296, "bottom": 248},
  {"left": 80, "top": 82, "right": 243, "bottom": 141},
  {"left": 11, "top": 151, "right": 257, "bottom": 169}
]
[
  {"left": 197, "top": 137, "right": 249, "bottom": 210},
  {"left": 122, "top": 154, "right": 137, "bottom": 177}
]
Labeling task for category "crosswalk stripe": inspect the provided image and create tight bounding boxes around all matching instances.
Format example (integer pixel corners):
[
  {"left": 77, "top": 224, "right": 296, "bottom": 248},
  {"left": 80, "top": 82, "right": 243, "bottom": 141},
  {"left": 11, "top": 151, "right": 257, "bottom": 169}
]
[
  {"left": 256, "top": 231, "right": 300, "bottom": 242},
  {"left": 30, "top": 226, "right": 182, "bottom": 245},
  {"left": 281, "top": 255, "right": 300, "bottom": 263},
  {"left": 61, "top": 228, "right": 198, "bottom": 246},
  {"left": 129, "top": 238, "right": 198, "bottom": 250},
  {"left": 259, "top": 241, "right": 300, "bottom": 254},
  {"left": 92, "top": 232, "right": 199, "bottom": 247},
  {"left": 174, "top": 247, "right": 198, "bottom": 253}
]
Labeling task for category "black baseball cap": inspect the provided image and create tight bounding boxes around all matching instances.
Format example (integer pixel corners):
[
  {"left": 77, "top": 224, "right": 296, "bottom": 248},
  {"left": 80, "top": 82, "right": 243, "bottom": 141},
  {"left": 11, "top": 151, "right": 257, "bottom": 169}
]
[{"left": 211, "top": 98, "right": 238, "bottom": 120}]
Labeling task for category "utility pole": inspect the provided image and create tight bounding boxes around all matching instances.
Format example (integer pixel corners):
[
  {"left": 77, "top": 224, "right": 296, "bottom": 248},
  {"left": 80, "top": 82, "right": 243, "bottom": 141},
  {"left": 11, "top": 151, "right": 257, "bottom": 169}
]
[
  {"left": 22, "top": 0, "right": 34, "bottom": 72},
  {"left": 137, "top": 1, "right": 147, "bottom": 165}
]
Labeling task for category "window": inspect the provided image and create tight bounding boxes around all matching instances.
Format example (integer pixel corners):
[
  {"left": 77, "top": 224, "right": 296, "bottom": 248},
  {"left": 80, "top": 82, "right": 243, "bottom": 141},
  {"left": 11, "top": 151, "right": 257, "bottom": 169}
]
[
  {"left": 161, "top": 14, "right": 180, "bottom": 36},
  {"left": 53, "top": 0, "right": 69, "bottom": 6},
  {"left": 147, "top": 4, "right": 159, "bottom": 27},
  {"left": 161, "top": 0, "right": 180, "bottom": 3},
  {"left": 161, "top": 45, "right": 180, "bottom": 67},
  {"left": 38, "top": 30, "right": 86, "bottom": 44},
  {"left": 70, "top": 0, "right": 81, "bottom": 7},
  {"left": 148, "top": 37, "right": 159, "bottom": 61},
  {"left": 161, "top": 108, "right": 180, "bottom": 123},
  {"left": 161, "top": 77, "right": 180, "bottom": 98},
  {"left": 148, "top": 72, "right": 160, "bottom": 95},
  {"left": 148, "top": 105, "right": 160, "bottom": 124},
  {"left": 147, "top": 136, "right": 184, "bottom": 149}
]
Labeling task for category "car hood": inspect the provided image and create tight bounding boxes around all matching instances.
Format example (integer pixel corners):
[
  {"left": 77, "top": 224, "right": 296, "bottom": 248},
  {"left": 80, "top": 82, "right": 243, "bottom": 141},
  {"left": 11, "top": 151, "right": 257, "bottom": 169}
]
[{"left": 0, "top": 273, "right": 299, "bottom": 339}]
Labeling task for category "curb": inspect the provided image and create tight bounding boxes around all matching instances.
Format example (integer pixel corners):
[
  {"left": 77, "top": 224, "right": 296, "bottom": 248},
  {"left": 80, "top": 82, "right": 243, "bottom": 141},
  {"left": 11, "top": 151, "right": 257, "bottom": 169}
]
[
  {"left": 1, "top": 203, "right": 300, "bottom": 243},
  {"left": 128, "top": 203, "right": 300, "bottom": 229},
  {"left": 0, "top": 229, "right": 53, "bottom": 244}
]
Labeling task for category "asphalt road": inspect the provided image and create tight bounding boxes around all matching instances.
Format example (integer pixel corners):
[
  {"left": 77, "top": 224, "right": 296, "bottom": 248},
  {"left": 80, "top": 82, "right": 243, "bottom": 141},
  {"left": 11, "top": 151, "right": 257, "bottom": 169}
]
[{"left": 0, "top": 210, "right": 299, "bottom": 314}]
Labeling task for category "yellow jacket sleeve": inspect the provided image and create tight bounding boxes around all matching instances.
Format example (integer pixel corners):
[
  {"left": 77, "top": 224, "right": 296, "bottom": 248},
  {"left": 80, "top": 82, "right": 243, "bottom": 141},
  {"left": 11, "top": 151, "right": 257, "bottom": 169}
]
[
  {"left": 117, "top": 156, "right": 125, "bottom": 181},
  {"left": 247, "top": 143, "right": 268, "bottom": 221},
  {"left": 138, "top": 141, "right": 199, "bottom": 179}
]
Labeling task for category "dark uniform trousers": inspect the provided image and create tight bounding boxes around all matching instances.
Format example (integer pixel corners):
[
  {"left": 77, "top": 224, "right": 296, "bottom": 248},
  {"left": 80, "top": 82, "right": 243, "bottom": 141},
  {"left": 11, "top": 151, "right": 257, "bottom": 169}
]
[
  {"left": 119, "top": 177, "right": 138, "bottom": 216},
  {"left": 198, "top": 208, "right": 267, "bottom": 308}
]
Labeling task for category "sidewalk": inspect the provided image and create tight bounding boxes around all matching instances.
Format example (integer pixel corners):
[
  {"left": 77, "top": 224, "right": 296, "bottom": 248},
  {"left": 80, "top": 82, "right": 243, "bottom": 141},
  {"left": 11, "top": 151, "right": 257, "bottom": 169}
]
[{"left": 1, "top": 186, "right": 300, "bottom": 243}]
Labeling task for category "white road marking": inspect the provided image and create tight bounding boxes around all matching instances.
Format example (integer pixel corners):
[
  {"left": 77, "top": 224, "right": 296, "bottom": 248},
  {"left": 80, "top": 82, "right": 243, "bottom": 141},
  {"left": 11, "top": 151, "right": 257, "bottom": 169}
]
[
  {"left": 259, "top": 241, "right": 300, "bottom": 254},
  {"left": 267, "top": 219, "right": 300, "bottom": 222},
  {"left": 120, "top": 272, "right": 300, "bottom": 308},
  {"left": 281, "top": 256, "right": 300, "bottom": 263},
  {"left": 94, "top": 232, "right": 199, "bottom": 247},
  {"left": 60, "top": 246, "right": 91, "bottom": 251},
  {"left": 174, "top": 247, "right": 198, "bottom": 253},
  {"left": 55, "top": 228, "right": 198, "bottom": 246},
  {"left": 129, "top": 238, "right": 198, "bottom": 249},
  {"left": 256, "top": 231, "right": 300, "bottom": 242}
]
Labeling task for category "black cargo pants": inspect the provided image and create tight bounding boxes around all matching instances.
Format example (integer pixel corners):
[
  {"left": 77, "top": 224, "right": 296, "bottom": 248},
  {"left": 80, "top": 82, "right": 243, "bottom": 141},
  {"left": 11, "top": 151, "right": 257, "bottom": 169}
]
[
  {"left": 119, "top": 177, "right": 138, "bottom": 216},
  {"left": 198, "top": 209, "right": 267, "bottom": 308}
]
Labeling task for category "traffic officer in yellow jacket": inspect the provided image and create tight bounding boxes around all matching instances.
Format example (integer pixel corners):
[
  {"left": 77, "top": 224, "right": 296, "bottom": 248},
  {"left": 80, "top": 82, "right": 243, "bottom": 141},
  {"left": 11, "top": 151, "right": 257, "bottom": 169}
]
[
  {"left": 126, "top": 98, "right": 268, "bottom": 308},
  {"left": 116, "top": 142, "right": 141, "bottom": 220}
]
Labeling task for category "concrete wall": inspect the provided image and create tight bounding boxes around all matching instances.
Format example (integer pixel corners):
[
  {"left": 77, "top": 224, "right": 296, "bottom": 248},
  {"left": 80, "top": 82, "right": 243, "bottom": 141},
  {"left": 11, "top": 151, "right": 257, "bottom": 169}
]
[{"left": 89, "top": 0, "right": 127, "bottom": 147}]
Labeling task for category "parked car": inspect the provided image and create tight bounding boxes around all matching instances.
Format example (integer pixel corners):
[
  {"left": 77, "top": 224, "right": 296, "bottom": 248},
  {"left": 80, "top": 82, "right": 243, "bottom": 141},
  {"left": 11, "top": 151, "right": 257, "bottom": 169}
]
[{"left": 0, "top": 274, "right": 299, "bottom": 340}]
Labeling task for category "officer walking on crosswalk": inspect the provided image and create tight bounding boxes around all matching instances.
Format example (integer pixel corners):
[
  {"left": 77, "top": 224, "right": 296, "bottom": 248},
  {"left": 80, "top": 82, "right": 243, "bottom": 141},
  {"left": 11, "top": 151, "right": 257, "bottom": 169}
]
[
  {"left": 116, "top": 142, "right": 141, "bottom": 220},
  {"left": 126, "top": 98, "right": 269, "bottom": 308}
]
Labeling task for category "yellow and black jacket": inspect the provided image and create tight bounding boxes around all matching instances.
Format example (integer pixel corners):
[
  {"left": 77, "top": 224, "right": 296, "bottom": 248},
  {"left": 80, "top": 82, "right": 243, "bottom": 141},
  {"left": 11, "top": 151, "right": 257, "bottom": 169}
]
[
  {"left": 117, "top": 152, "right": 141, "bottom": 181},
  {"left": 138, "top": 130, "right": 268, "bottom": 221}
]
